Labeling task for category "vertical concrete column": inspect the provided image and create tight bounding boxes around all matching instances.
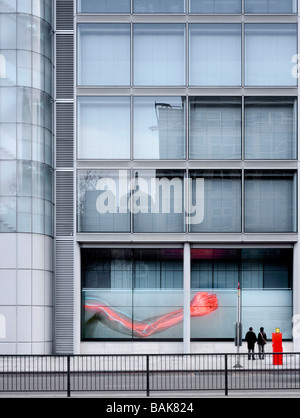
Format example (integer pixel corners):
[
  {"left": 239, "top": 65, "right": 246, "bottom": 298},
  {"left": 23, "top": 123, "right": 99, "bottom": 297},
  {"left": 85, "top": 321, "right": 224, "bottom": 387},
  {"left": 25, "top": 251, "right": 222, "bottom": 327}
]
[{"left": 183, "top": 242, "right": 191, "bottom": 353}]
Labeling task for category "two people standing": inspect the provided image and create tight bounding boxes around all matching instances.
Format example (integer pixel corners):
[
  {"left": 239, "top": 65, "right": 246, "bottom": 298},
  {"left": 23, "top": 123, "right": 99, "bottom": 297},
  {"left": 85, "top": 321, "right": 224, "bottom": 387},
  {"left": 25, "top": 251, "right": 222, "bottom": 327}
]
[{"left": 245, "top": 327, "right": 267, "bottom": 359}]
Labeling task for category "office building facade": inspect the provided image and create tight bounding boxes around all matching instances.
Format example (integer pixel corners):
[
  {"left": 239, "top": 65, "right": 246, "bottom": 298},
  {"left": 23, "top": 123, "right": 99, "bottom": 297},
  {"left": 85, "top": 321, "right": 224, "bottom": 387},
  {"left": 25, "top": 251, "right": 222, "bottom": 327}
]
[{"left": 1, "top": 0, "right": 300, "bottom": 355}]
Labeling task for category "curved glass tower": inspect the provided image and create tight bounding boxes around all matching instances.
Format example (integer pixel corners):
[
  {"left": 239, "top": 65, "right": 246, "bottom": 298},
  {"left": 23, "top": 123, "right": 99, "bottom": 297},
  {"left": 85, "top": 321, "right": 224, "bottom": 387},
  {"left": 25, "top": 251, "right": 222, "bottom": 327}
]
[{"left": 0, "top": 0, "right": 53, "bottom": 354}]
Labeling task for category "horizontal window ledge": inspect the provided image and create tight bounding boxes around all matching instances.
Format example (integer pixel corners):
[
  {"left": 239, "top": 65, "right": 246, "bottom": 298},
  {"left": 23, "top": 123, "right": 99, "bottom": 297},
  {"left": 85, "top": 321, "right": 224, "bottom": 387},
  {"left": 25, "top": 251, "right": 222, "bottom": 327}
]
[
  {"left": 76, "top": 87, "right": 298, "bottom": 96},
  {"left": 76, "top": 233, "right": 298, "bottom": 244},
  {"left": 76, "top": 160, "right": 298, "bottom": 170},
  {"left": 76, "top": 14, "right": 298, "bottom": 24}
]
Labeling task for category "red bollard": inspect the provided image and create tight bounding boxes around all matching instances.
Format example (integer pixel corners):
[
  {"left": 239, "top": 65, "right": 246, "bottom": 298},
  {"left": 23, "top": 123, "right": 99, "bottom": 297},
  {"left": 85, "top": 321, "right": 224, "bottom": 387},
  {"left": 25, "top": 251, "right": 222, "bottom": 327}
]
[{"left": 272, "top": 329, "right": 283, "bottom": 365}]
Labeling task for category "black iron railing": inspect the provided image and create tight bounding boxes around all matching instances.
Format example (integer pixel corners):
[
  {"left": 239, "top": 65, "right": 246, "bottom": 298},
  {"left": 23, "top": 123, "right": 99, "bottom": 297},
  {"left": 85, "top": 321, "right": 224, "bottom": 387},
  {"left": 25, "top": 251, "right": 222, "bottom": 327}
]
[{"left": 0, "top": 352, "right": 299, "bottom": 397}]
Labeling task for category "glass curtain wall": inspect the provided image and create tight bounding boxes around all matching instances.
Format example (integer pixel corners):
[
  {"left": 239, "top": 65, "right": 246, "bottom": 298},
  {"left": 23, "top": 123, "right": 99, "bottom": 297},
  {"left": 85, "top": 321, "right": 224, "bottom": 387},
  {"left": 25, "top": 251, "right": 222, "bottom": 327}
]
[{"left": 0, "top": 6, "right": 53, "bottom": 235}]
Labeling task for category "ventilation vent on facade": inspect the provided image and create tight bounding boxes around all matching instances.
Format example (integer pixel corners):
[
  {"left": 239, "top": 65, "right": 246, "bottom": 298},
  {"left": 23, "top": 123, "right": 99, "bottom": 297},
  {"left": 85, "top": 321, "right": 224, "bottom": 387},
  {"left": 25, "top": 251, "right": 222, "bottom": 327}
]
[
  {"left": 56, "top": 102, "right": 74, "bottom": 168},
  {"left": 56, "top": 171, "right": 74, "bottom": 237},
  {"left": 56, "top": 0, "right": 74, "bottom": 31},
  {"left": 55, "top": 240, "right": 74, "bottom": 354},
  {"left": 56, "top": 34, "right": 74, "bottom": 100}
]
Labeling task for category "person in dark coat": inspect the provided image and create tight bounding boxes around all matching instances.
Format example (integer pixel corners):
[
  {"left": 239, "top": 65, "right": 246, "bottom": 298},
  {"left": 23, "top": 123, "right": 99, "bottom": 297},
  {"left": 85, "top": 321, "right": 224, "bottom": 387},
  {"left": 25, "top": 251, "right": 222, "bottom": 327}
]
[
  {"left": 257, "top": 327, "right": 267, "bottom": 359},
  {"left": 245, "top": 327, "right": 257, "bottom": 360}
]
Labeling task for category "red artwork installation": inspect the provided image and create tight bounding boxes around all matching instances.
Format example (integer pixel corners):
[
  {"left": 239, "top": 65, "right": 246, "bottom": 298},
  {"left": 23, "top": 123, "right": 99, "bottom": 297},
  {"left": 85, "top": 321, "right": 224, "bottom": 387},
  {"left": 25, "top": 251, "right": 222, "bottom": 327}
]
[{"left": 84, "top": 292, "right": 218, "bottom": 337}]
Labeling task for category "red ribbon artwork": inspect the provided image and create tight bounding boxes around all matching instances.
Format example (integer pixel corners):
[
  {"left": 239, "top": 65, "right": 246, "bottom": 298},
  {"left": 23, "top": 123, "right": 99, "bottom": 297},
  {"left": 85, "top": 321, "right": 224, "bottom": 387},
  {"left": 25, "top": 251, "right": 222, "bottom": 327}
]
[{"left": 85, "top": 292, "right": 218, "bottom": 337}]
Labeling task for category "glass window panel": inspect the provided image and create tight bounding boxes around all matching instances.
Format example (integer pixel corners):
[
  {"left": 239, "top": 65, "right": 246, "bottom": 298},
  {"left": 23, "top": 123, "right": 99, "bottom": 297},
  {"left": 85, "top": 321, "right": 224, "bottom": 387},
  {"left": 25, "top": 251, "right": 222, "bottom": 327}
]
[
  {"left": 78, "top": 97, "right": 130, "bottom": 159},
  {"left": 245, "top": 97, "right": 297, "bottom": 160},
  {"left": 78, "top": 0, "right": 130, "bottom": 13},
  {"left": 77, "top": 170, "right": 131, "bottom": 233},
  {"left": 0, "top": 87, "right": 16, "bottom": 123},
  {"left": 16, "top": 14, "right": 31, "bottom": 51},
  {"left": 0, "top": 161, "right": 16, "bottom": 196},
  {"left": 0, "top": 124, "right": 16, "bottom": 159},
  {"left": 31, "top": 16, "right": 46, "bottom": 56},
  {"left": 32, "top": 52, "right": 44, "bottom": 91},
  {"left": 134, "top": 97, "right": 186, "bottom": 159},
  {"left": 133, "top": 24, "right": 185, "bottom": 86},
  {"left": 17, "top": 87, "right": 32, "bottom": 124},
  {"left": 245, "top": 0, "right": 297, "bottom": 13},
  {"left": 0, "top": 197, "right": 16, "bottom": 232},
  {"left": 32, "top": 162, "right": 45, "bottom": 200},
  {"left": 17, "top": 51, "right": 32, "bottom": 87},
  {"left": 245, "top": 24, "right": 297, "bottom": 86},
  {"left": 32, "top": 90, "right": 45, "bottom": 127},
  {"left": 133, "top": 170, "right": 185, "bottom": 233},
  {"left": 18, "top": 0, "right": 31, "bottom": 13},
  {"left": 78, "top": 24, "right": 130, "bottom": 86},
  {"left": 17, "top": 124, "right": 31, "bottom": 160},
  {"left": 134, "top": 249, "right": 183, "bottom": 289},
  {"left": 134, "top": 0, "right": 185, "bottom": 13},
  {"left": 189, "top": 97, "right": 241, "bottom": 159},
  {"left": 0, "top": 51, "right": 16, "bottom": 86},
  {"left": 17, "top": 161, "right": 32, "bottom": 197},
  {"left": 44, "top": 0, "right": 53, "bottom": 25},
  {"left": 32, "top": 0, "right": 44, "bottom": 18},
  {"left": 32, "top": 197, "right": 44, "bottom": 234},
  {"left": 0, "top": 0, "right": 16, "bottom": 12},
  {"left": 189, "top": 171, "right": 242, "bottom": 233},
  {"left": 81, "top": 249, "right": 183, "bottom": 340},
  {"left": 245, "top": 171, "right": 297, "bottom": 233},
  {"left": 17, "top": 197, "right": 31, "bottom": 232},
  {"left": 189, "top": 0, "right": 241, "bottom": 13},
  {"left": 189, "top": 24, "right": 241, "bottom": 86},
  {"left": 0, "top": 14, "right": 16, "bottom": 49}
]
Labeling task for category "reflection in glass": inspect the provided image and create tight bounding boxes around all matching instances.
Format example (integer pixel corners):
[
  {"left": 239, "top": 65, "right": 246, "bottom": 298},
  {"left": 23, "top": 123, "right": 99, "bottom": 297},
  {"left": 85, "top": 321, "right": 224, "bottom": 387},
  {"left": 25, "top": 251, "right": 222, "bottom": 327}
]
[
  {"left": 245, "top": 171, "right": 297, "bottom": 232},
  {"left": 189, "top": 24, "right": 241, "bottom": 86},
  {"left": 78, "top": 97, "right": 130, "bottom": 159},
  {"left": 134, "top": 0, "right": 185, "bottom": 13},
  {"left": 245, "top": 0, "right": 297, "bottom": 14},
  {"left": 189, "top": 171, "right": 242, "bottom": 233},
  {"left": 132, "top": 170, "right": 185, "bottom": 233},
  {"left": 134, "top": 97, "right": 186, "bottom": 159},
  {"left": 78, "top": 24, "right": 130, "bottom": 86},
  {"left": 189, "top": 0, "right": 241, "bottom": 13},
  {"left": 77, "top": 170, "right": 131, "bottom": 233},
  {"left": 245, "top": 97, "right": 297, "bottom": 159},
  {"left": 245, "top": 24, "right": 297, "bottom": 86},
  {"left": 189, "top": 97, "right": 241, "bottom": 159},
  {"left": 133, "top": 24, "right": 185, "bottom": 86}
]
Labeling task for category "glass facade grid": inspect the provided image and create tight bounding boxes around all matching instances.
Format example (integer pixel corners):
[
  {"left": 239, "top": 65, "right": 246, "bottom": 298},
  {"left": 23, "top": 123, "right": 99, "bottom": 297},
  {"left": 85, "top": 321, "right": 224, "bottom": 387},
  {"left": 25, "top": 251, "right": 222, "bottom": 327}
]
[{"left": 75, "top": 1, "right": 298, "bottom": 345}]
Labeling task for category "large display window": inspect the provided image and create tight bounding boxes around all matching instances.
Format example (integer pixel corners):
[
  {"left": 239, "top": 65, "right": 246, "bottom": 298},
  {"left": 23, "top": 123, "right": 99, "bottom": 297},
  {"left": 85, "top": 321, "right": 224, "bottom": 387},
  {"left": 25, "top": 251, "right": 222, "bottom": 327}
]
[
  {"left": 81, "top": 248, "right": 293, "bottom": 341},
  {"left": 82, "top": 249, "right": 184, "bottom": 340}
]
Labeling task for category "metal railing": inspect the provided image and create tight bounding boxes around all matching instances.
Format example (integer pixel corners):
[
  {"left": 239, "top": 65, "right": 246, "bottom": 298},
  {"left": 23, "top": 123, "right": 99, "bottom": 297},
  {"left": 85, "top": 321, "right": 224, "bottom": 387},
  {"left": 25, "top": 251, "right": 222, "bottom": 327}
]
[{"left": 0, "top": 352, "right": 299, "bottom": 397}]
